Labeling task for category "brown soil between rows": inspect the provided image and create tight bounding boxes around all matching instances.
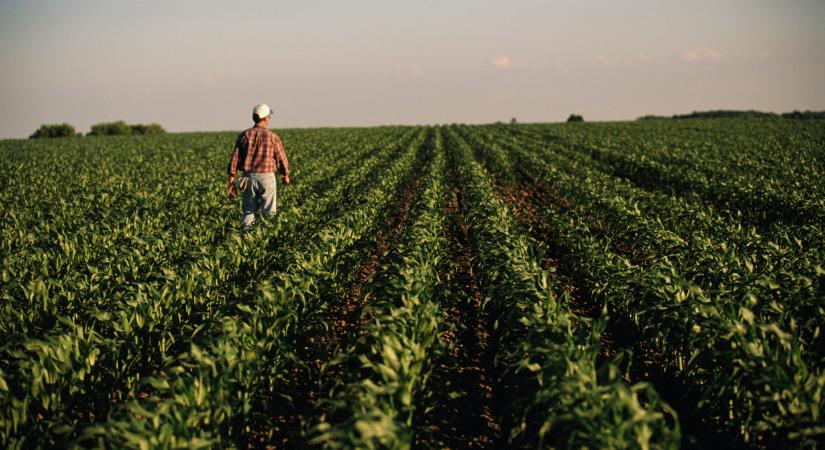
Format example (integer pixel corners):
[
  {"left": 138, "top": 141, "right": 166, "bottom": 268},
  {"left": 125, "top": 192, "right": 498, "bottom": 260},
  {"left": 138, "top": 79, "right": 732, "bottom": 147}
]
[
  {"left": 243, "top": 141, "right": 428, "bottom": 449},
  {"left": 494, "top": 176, "right": 750, "bottom": 450},
  {"left": 331, "top": 170, "right": 421, "bottom": 344},
  {"left": 419, "top": 184, "right": 502, "bottom": 449},
  {"left": 495, "top": 180, "right": 597, "bottom": 321}
]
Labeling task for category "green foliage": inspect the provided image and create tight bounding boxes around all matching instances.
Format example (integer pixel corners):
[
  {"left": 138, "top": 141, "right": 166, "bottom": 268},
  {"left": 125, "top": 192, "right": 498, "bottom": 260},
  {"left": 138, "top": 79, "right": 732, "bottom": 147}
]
[
  {"left": 87, "top": 120, "right": 133, "bottom": 136},
  {"left": 29, "top": 123, "right": 77, "bottom": 138},
  {"left": 566, "top": 114, "right": 584, "bottom": 122},
  {"left": 782, "top": 110, "right": 825, "bottom": 120},
  {"left": 130, "top": 123, "right": 166, "bottom": 134},
  {"left": 672, "top": 110, "right": 777, "bottom": 119},
  {"left": 87, "top": 121, "right": 166, "bottom": 136},
  {"left": 0, "top": 126, "right": 420, "bottom": 447},
  {"left": 1, "top": 118, "right": 822, "bottom": 448},
  {"left": 471, "top": 119, "right": 825, "bottom": 447},
  {"left": 448, "top": 128, "right": 680, "bottom": 448},
  {"left": 310, "top": 130, "right": 448, "bottom": 449},
  {"left": 637, "top": 109, "right": 825, "bottom": 121}
]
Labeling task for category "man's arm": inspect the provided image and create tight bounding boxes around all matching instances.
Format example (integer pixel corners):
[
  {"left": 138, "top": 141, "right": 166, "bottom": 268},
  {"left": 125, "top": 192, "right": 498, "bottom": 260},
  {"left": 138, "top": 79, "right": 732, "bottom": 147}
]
[
  {"left": 273, "top": 134, "right": 291, "bottom": 184},
  {"left": 228, "top": 133, "right": 245, "bottom": 180},
  {"left": 227, "top": 134, "right": 244, "bottom": 197}
]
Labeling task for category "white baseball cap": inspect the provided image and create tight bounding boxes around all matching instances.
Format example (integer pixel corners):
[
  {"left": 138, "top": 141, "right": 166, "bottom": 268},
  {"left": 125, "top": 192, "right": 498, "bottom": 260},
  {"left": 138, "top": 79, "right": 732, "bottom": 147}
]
[{"left": 252, "top": 104, "right": 273, "bottom": 119}]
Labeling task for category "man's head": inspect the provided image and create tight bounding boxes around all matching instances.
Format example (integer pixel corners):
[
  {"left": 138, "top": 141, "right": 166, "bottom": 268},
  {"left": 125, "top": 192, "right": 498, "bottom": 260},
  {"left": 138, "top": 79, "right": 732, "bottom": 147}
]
[{"left": 252, "top": 104, "right": 273, "bottom": 125}]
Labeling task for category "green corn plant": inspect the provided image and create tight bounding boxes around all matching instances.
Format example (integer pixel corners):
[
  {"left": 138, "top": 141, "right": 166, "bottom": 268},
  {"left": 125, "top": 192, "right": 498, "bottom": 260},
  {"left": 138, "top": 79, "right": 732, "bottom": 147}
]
[
  {"left": 461, "top": 125, "right": 824, "bottom": 446},
  {"left": 311, "top": 128, "right": 448, "bottom": 449},
  {"left": 446, "top": 128, "right": 680, "bottom": 449},
  {"left": 76, "top": 129, "right": 426, "bottom": 448}
]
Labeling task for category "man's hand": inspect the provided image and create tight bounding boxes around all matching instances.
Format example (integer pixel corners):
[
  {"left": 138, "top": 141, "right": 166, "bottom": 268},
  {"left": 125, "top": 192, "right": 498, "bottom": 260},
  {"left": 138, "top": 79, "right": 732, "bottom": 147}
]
[
  {"left": 228, "top": 176, "right": 237, "bottom": 198},
  {"left": 282, "top": 174, "right": 291, "bottom": 186}
]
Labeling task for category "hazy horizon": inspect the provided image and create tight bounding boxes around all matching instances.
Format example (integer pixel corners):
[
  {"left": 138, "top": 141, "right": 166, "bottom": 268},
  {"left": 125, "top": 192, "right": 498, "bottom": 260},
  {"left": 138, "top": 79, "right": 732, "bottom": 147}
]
[{"left": 1, "top": 0, "right": 824, "bottom": 138}]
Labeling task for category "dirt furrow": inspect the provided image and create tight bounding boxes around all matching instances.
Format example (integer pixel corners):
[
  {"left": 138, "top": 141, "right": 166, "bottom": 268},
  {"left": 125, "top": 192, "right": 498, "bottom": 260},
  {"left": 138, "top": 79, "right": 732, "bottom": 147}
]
[
  {"left": 242, "top": 135, "right": 430, "bottom": 449},
  {"left": 495, "top": 176, "right": 748, "bottom": 450},
  {"left": 420, "top": 183, "right": 501, "bottom": 448},
  {"left": 232, "top": 137, "right": 427, "bottom": 449}
]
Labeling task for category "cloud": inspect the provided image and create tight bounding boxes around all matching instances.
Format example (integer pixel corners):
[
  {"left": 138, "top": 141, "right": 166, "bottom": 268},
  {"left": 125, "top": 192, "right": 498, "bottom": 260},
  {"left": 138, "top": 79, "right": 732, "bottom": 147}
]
[
  {"left": 681, "top": 48, "right": 722, "bottom": 62},
  {"left": 489, "top": 55, "right": 512, "bottom": 69},
  {"left": 594, "top": 54, "right": 611, "bottom": 65}
]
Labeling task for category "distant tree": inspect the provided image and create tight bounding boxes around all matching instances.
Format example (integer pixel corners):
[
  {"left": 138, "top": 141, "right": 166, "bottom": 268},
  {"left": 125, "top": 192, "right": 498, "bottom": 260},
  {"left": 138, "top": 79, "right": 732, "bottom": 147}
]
[
  {"left": 567, "top": 114, "right": 584, "bottom": 123},
  {"left": 88, "top": 121, "right": 167, "bottom": 136},
  {"left": 672, "top": 110, "right": 777, "bottom": 120},
  {"left": 510, "top": 117, "right": 518, "bottom": 125},
  {"left": 637, "top": 115, "right": 667, "bottom": 121},
  {"left": 782, "top": 110, "right": 825, "bottom": 120},
  {"left": 88, "top": 120, "right": 133, "bottom": 136},
  {"left": 130, "top": 123, "right": 166, "bottom": 134},
  {"left": 661, "top": 109, "right": 825, "bottom": 120},
  {"left": 30, "top": 123, "right": 77, "bottom": 139}
]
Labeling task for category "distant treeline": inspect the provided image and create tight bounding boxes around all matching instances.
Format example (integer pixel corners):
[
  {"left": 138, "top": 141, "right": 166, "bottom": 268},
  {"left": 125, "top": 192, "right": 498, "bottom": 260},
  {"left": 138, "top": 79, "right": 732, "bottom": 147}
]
[
  {"left": 638, "top": 110, "right": 825, "bottom": 121},
  {"left": 29, "top": 123, "right": 80, "bottom": 139},
  {"left": 88, "top": 121, "right": 166, "bottom": 136},
  {"left": 29, "top": 121, "right": 166, "bottom": 139}
]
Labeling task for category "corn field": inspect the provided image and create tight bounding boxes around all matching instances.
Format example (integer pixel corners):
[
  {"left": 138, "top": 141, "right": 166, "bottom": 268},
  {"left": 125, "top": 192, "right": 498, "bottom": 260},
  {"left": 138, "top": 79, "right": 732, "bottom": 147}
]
[{"left": 1, "top": 119, "right": 823, "bottom": 449}]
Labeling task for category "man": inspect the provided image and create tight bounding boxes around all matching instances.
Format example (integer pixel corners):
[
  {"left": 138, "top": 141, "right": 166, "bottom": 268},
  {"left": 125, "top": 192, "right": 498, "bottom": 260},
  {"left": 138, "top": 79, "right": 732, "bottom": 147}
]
[{"left": 227, "top": 103, "right": 291, "bottom": 229}]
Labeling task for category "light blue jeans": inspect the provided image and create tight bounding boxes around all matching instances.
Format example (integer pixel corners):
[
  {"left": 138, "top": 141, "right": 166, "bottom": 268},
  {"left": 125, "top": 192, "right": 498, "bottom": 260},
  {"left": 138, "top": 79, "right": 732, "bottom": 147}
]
[{"left": 241, "top": 172, "right": 277, "bottom": 229}]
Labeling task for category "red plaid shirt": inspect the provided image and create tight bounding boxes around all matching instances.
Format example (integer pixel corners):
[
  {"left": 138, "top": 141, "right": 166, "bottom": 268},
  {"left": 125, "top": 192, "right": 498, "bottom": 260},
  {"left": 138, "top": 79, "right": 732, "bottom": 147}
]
[{"left": 227, "top": 125, "right": 290, "bottom": 177}]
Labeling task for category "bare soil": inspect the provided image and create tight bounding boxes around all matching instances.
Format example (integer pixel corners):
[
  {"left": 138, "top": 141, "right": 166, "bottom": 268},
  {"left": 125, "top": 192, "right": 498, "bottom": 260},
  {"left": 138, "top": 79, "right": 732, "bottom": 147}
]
[
  {"left": 241, "top": 138, "right": 428, "bottom": 449},
  {"left": 493, "top": 174, "right": 749, "bottom": 450},
  {"left": 419, "top": 184, "right": 502, "bottom": 449}
]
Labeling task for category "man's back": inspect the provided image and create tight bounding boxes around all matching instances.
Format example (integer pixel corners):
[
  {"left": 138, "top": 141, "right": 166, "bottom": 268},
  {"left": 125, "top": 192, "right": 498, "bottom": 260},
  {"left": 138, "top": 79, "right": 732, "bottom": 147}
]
[{"left": 228, "top": 125, "right": 289, "bottom": 176}]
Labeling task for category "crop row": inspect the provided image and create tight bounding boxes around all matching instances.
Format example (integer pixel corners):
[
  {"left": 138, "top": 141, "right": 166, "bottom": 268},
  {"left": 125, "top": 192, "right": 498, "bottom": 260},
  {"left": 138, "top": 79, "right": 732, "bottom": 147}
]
[
  {"left": 0, "top": 128, "right": 414, "bottom": 340},
  {"left": 463, "top": 124, "right": 824, "bottom": 367},
  {"left": 1, "top": 120, "right": 821, "bottom": 448},
  {"left": 310, "top": 128, "right": 448, "bottom": 449},
  {"left": 73, "top": 128, "right": 428, "bottom": 448},
  {"left": 0, "top": 129, "right": 410, "bottom": 354},
  {"left": 456, "top": 125, "right": 824, "bottom": 446},
  {"left": 515, "top": 121, "right": 825, "bottom": 228},
  {"left": 0, "top": 128, "right": 422, "bottom": 447},
  {"left": 445, "top": 128, "right": 680, "bottom": 448}
]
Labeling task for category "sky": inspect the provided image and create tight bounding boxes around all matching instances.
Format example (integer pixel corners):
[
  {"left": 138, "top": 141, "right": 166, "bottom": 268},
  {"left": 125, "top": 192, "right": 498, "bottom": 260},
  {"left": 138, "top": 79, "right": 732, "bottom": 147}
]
[{"left": 1, "top": 0, "right": 824, "bottom": 138}]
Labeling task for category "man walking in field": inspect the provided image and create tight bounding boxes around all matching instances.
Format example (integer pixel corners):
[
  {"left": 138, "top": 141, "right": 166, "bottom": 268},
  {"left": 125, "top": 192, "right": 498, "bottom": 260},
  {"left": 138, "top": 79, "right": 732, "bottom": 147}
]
[{"left": 227, "top": 104, "right": 291, "bottom": 230}]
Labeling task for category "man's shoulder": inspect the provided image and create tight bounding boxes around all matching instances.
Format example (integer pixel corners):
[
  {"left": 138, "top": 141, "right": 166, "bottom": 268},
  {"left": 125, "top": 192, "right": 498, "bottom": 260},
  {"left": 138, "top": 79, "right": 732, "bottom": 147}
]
[
  {"left": 238, "top": 127, "right": 280, "bottom": 143},
  {"left": 260, "top": 128, "right": 281, "bottom": 142},
  {"left": 244, "top": 126, "right": 279, "bottom": 137}
]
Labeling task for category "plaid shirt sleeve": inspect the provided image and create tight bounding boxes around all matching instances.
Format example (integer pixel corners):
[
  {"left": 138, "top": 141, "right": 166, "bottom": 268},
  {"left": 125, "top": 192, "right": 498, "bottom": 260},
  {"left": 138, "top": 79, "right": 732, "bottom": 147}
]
[
  {"left": 271, "top": 133, "right": 290, "bottom": 176},
  {"left": 227, "top": 132, "right": 246, "bottom": 177}
]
